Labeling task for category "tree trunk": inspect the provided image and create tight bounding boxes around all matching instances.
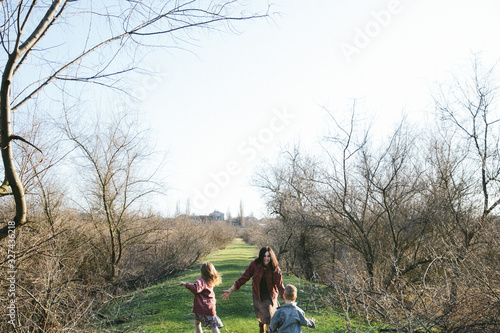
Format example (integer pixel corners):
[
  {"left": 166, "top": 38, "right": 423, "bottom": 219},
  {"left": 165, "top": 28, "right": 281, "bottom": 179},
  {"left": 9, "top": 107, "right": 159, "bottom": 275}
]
[{"left": 1, "top": 53, "right": 27, "bottom": 236}]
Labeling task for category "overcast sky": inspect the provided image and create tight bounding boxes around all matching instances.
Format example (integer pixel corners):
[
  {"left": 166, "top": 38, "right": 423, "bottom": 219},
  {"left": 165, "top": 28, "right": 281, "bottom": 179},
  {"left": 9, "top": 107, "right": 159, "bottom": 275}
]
[{"left": 130, "top": 0, "right": 500, "bottom": 218}]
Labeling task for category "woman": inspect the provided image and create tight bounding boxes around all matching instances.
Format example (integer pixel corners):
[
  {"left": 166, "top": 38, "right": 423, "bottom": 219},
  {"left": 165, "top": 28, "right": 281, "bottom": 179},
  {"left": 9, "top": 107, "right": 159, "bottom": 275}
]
[{"left": 221, "top": 246, "right": 285, "bottom": 333}]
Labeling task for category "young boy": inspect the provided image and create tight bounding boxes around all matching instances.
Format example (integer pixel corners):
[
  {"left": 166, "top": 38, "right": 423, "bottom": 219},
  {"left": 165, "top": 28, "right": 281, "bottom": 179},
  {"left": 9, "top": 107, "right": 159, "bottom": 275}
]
[{"left": 268, "top": 284, "right": 316, "bottom": 333}]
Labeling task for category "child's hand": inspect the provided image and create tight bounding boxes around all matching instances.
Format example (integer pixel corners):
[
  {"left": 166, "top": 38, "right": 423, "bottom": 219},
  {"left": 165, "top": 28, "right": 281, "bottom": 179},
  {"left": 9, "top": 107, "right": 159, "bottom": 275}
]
[{"left": 179, "top": 282, "right": 187, "bottom": 286}]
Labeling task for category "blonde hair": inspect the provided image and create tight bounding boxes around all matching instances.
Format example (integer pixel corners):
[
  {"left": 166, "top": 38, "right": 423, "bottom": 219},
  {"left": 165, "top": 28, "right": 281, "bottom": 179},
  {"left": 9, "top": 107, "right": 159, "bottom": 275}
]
[
  {"left": 284, "top": 284, "right": 297, "bottom": 301},
  {"left": 200, "top": 262, "right": 222, "bottom": 286}
]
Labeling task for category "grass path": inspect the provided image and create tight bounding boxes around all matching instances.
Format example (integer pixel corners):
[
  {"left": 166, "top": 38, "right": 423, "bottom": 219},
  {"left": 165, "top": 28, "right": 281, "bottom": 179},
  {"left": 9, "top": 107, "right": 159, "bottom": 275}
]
[{"left": 92, "top": 239, "right": 375, "bottom": 332}]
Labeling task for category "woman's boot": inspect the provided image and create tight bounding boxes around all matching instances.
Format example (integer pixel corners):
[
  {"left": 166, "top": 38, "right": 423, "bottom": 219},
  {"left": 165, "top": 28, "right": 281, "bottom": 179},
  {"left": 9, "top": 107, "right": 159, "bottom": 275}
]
[{"left": 259, "top": 322, "right": 264, "bottom": 333}]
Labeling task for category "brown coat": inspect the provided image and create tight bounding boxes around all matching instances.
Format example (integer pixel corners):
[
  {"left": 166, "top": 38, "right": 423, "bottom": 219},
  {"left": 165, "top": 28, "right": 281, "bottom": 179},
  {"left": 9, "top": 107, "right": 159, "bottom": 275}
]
[
  {"left": 233, "top": 260, "right": 285, "bottom": 302},
  {"left": 184, "top": 277, "right": 217, "bottom": 316}
]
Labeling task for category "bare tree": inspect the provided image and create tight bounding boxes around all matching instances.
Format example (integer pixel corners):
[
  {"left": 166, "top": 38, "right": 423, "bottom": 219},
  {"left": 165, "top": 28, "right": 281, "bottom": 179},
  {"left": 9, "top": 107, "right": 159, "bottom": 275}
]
[
  {"left": 0, "top": 0, "right": 269, "bottom": 239},
  {"left": 429, "top": 58, "right": 500, "bottom": 331},
  {"left": 253, "top": 145, "right": 334, "bottom": 280},
  {"left": 316, "top": 107, "right": 381, "bottom": 288},
  {"left": 361, "top": 121, "right": 433, "bottom": 288},
  {"left": 237, "top": 199, "right": 245, "bottom": 227},
  {"left": 434, "top": 57, "right": 500, "bottom": 233},
  {"left": 63, "top": 111, "right": 164, "bottom": 281}
]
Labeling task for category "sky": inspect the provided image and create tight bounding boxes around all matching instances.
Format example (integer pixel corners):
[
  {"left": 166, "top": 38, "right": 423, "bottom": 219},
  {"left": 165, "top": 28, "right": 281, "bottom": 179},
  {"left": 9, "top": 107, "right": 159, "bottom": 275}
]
[{"left": 129, "top": 0, "right": 500, "bottom": 219}]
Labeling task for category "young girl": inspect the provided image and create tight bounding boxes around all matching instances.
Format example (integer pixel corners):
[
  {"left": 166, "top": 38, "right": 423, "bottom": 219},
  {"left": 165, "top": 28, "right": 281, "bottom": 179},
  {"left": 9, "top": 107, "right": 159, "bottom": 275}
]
[{"left": 180, "top": 262, "right": 223, "bottom": 333}]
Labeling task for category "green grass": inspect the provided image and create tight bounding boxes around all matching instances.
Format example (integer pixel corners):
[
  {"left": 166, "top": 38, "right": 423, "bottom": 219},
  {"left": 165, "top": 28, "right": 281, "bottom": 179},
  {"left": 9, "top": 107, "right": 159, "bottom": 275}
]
[{"left": 90, "top": 239, "right": 379, "bottom": 332}]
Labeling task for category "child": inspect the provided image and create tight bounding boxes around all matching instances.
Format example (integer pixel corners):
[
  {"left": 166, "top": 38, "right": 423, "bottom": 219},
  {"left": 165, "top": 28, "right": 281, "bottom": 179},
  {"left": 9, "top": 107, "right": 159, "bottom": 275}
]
[
  {"left": 180, "top": 262, "right": 223, "bottom": 333},
  {"left": 268, "top": 284, "right": 316, "bottom": 333}
]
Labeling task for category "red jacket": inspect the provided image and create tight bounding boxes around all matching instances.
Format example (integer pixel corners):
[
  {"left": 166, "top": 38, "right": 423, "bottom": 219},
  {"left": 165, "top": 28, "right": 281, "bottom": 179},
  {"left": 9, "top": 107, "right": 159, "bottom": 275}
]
[
  {"left": 233, "top": 260, "right": 285, "bottom": 302},
  {"left": 184, "top": 277, "right": 217, "bottom": 316}
]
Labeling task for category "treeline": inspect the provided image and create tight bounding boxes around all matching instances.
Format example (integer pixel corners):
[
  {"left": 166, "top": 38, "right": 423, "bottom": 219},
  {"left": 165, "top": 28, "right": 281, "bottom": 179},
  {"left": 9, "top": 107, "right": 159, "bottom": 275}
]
[{"left": 246, "top": 63, "right": 500, "bottom": 332}]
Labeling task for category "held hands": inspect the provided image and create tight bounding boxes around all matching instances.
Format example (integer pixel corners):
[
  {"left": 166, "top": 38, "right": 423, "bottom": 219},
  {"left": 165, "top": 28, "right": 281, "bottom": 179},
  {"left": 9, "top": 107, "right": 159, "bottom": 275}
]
[{"left": 179, "top": 282, "right": 187, "bottom": 286}]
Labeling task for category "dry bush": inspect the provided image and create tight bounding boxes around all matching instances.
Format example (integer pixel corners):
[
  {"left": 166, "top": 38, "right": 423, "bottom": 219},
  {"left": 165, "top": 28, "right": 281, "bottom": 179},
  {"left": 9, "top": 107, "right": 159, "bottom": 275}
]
[
  {"left": 206, "top": 220, "right": 236, "bottom": 250},
  {"left": 0, "top": 211, "right": 110, "bottom": 332},
  {"left": 0, "top": 201, "right": 14, "bottom": 221},
  {"left": 118, "top": 218, "right": 236, "bottom": 287},
  {"left": 426, "top": 251, "right": 500, "bottom": 332},
  {"left": 239, "top": 218, "right": 270, "bottom": 246},
  {"left": 311, "top": 245, "right": 500, "bottom": 333}
]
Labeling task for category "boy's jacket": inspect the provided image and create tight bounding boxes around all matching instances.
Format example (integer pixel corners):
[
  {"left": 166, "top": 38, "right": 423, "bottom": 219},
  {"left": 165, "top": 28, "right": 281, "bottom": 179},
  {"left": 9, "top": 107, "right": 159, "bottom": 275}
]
[{"left": 269, "top": 302, "right": 316, "bottom": 333}]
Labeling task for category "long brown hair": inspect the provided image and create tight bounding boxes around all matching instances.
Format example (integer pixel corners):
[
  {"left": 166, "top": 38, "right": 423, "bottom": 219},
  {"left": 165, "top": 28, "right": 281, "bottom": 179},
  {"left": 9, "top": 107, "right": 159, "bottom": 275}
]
[
  {"left": 256, "top": 246, "right": 279, "bottom": 272},
  {"left": 200, "top": 262, "right": 222, "bottom": 286}
]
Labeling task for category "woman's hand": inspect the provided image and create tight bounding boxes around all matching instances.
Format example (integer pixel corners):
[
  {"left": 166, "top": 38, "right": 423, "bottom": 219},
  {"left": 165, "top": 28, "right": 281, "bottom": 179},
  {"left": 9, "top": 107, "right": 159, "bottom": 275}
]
[{"left": 221, "top": 286, "right": 233, "bottom": 301}]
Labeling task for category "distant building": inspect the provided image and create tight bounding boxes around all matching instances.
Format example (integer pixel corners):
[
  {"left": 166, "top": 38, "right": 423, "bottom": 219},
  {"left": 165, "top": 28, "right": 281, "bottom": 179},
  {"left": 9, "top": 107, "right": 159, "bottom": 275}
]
[
  {"left": 176, "top": 210, "right": 225, "bottom": 223},
  {"left": 231, "top": 215, "right": 256, "bottom": 227},
  {"left": 209, "top": 210, "right": 224, "bottom": 221}
]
